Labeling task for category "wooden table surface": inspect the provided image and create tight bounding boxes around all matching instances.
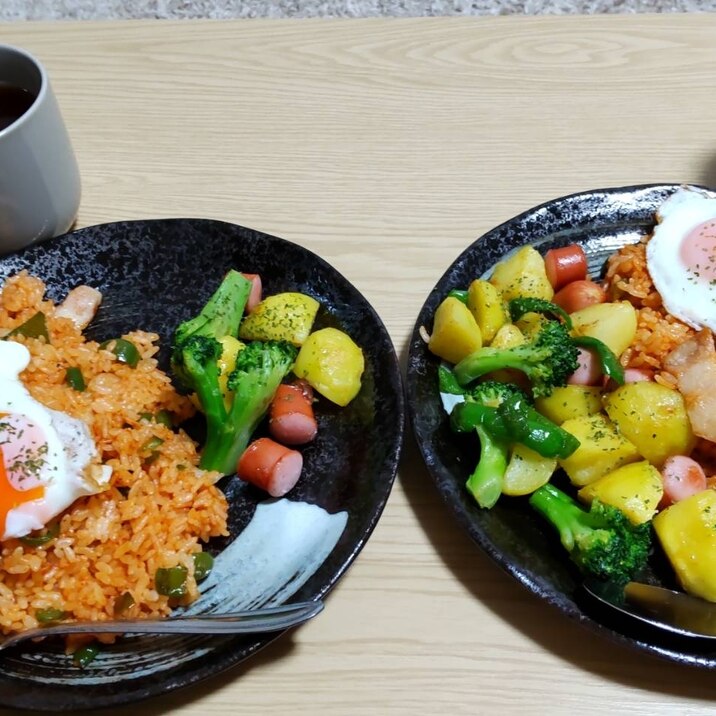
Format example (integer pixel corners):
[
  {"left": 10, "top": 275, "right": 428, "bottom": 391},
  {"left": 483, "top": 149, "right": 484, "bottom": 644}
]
[{"left": 3, "top": 14, "right": 716, "bottom": 715}]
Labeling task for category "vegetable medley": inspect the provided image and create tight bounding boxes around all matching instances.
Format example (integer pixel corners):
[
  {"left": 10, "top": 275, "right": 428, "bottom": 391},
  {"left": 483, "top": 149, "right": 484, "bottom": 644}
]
[
  {"left": 171, "top": 270, "right": 365, "bottom": 496},
  {"left": 426, "top": 239, "right": 716, "bottom": 597}
]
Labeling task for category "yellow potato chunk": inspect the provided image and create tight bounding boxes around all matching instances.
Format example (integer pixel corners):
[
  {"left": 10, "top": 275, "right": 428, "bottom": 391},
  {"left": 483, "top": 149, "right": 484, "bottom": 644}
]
[
  {"left": 502, "top": 444, "right": 556, "bottom": 496},
  {"left": 535, "top": 385, "right": 603, "bottom": 425},
  {"left": 570, "top": 301, "right": 637, "bottom": 358},
  {"left": 514, "top": 312, "right": 547, "bottom": 341},
  {"left": 490, "top": 323, "right": 525, "bottom": 349},
  {"left": 653, "top": 489, "right": 716, "bottom": 602},
  {"left": 218, "top": 335, "right": 245, "bottom": 406},
  {"left": 603, "top": 382, "right": 696, "bottom": 467},
  {"left": 578, "top": 461, "right": 663, "bottom": 525},
  {"left": 293, "top": 327, "right": 364, "bottom": 406},
  {"left": 466, "top": 279, "right": 508, "bottom": 344},
  {"left": 428, "top": 296, "right": 482, "bottom": 365},
  {"left": 489, "top": 246, "right": 554, "bottom": 302},
  {"left": 239, "top": 292, "right": 319, "bottom": 346},
  {"left": 558, "top": 413, "right": 641, "bottom": 487}
]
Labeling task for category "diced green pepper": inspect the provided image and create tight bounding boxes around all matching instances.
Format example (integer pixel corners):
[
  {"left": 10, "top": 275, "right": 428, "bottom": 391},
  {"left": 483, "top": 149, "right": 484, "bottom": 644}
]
[
  {"left": 113, "top": 591, "right": 136, "bottom": 617},
  {"left": 139, "top": 410, "right": 173, "bottom": 427},
  {"left": 155, "top": 565, "right": 188, "bottom": 598},
  {"left": 73, "top": 644, "right": 100, "bottom": 668},
  {"left": 19, "top": 522, "right": 59, "bottom": 547},
  {"left": 64, "top": 366, "right": 86, "bottom": 392},
  {"left": 100, "top": 338, "right": 140, "bottom": 368},
  {"left": 8, "top": 311, "right": 49, "bottom": 342},
  {"left": 141, "top": 436, "right": 165, "bottom": 452},
  {"left": 192, "top": 552, "right": 214, "bottom": 582},
  {"left": 36, "top": 608, "right": 67, "bottom": 623},
  {"left": 447, "top": 289, "right": 468, "bottom": 304}
]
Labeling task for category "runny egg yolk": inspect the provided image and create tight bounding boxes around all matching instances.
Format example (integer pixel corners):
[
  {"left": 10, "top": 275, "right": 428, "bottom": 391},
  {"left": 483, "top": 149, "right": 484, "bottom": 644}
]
[
  {"left": 0, "top": 413, "right": 46, "bottom": 538},
  {"left": 679, "top": 219, "right": 716, "bottom": 284}
]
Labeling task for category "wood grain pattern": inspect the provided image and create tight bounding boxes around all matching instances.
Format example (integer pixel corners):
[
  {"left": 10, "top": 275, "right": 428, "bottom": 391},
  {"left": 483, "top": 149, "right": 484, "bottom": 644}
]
[{"left": 3, "top": 15, "right": 716, "bottom": 715}]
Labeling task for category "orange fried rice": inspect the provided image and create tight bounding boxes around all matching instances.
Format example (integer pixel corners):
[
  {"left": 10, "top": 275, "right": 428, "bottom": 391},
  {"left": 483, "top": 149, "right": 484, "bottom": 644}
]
[
  {"left": 0, "top": 272, "right": 228, "bottom": 639},
  {"left": 603, "top": 237, "right": 696, "bottom": 388}
]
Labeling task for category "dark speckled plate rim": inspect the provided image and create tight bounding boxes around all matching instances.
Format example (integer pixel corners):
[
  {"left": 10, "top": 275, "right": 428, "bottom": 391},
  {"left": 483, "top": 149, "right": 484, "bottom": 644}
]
[
  {"left": 0, "top": 217, "right": 406, "bottom": 710},
  {"left": 405, "top": 182, "right": 716, "bottom": 670}
]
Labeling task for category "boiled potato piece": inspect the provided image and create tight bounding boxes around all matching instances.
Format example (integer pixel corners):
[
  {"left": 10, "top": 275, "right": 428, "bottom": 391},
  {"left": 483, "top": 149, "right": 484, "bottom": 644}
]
[
  {"left": 559, "top": 414, "right": 641, "bottom": 486},
  {"left": 428, "top": 296, "right": 482, "bottom": 365},
  {"left": 578, "top": 460, "right": 663, "bottom": 525},
  {"left": 535, "top": 385, "right": 603, "bottom": 425},
  {"left": 570, "top": 301, "right": 637, "bottom": 358},
  {"left": 653, "top": 490, "right": 716, "bottom": 602},
  {"left": 218, "top": 335, "right": 245, "bottom": 406},
  {"left": 502, "top": 444, "right": 556, "bottom": 496},
  {"left": 239, "top": 292, "right": 319, "bottom": 346},
  {"left": 603, "top": 382, "right": 696, "bottom": 467},
  {"left": 514, "top": 312, "right": 547, "bottom": 340},
  {"left": 489, "top": 246, "right": 554, "bottom": 302},
  {"left": 490, "top": 323, "right": 525, "bottom": 349},
  {"left": 467, "top": 279, "right": 508, "bottom": 344},
  {"left": 293, "top": 327, "right": 364, "bottom": 406}
]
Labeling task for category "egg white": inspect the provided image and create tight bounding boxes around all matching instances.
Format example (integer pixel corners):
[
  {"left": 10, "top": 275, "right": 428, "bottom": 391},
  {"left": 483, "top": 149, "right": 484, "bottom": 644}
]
[
  {"left": 0, "top": 340, "right": 111, "bottom": 540},
  {"left": 646, "top": 186, "right": 716, "bottom": 331}
]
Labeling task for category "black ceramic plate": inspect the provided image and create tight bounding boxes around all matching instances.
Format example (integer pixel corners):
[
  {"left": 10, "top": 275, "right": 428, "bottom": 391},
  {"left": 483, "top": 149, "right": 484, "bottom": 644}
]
[
  {"left": 406, "top": 183, "right": 716, "bottom": 669},
  {"left": 0, "top": 219, "right": 404, "bottom": 710}
]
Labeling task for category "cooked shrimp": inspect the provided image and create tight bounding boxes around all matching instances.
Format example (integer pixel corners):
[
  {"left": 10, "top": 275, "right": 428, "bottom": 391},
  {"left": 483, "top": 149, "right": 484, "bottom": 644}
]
[
  {"left": 664, "top": 328, "right": 716, "bottom": 442},
  {"left": 55, "top": 285, "right": 102, "bottom": 329}
]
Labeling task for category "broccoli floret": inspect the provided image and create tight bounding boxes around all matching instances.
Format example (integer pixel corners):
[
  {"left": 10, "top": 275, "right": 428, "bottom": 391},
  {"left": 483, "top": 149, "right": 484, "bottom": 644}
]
[
  {"left": 170, "top": 271, "right": 297, "bottom": 475},
  {"left": 507, "top": 297, "right": 572, "bottom": 329},
  {"left": 171, "top": 271, "right": 252, "bottom": 393},
  {"left": 453, "top": 320, "right": 580, "bottom": 399},
  {"left": 461, "top": 380, "right": 526, "bottom": 509},
  {"left": 529, "top": 483, "right": 651, "bottom": 585},
  {"left": 197, "top": 339, "right": 297, "bottom": 474},
  {"left": 174, "top": 270, "right": 252, "bottom": 349},
  {"left": 467, "top": 379, "right": 530, "bottom": 407}
]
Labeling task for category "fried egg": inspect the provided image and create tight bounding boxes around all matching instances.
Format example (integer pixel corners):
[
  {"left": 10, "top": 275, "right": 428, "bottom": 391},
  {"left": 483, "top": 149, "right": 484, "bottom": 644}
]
[
  {"left": 0, "top": 340, "right": 112, "bottom": 540},
  {"left": 646, "top": 186, "right": 716, "bottom": 331}
]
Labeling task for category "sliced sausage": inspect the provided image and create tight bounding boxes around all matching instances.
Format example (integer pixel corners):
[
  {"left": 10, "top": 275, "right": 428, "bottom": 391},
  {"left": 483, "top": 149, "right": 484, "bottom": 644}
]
[
  {"left": 242, "top": 273, "right": 263, "bottom": 314},
  {"left": 553, "top": 280, "right": 606, "bottom": 314},
  {"left": 567, "top": 347, "right": 602, "bottom": 386},
  {"left": 269, "top": 381, "right": 318, "bottom": 445},
  {"left": 236, "top": 437, "right": 303, "bottom": 497},
  {"left": 544, "top": 245, "right": 587, "bottom": 291},
  {"left": 660, "top": 455, "right": 707, "bottom": 507}
]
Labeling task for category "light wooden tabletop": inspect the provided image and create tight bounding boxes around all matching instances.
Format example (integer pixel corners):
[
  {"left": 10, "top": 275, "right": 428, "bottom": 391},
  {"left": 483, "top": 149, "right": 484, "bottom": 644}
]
[{"left": 3, "top": 14, "right": 716, "bottom": 715}]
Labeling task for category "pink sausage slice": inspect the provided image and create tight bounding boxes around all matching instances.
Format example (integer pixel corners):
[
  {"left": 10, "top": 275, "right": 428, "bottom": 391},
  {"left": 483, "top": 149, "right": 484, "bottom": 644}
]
[
  {"left": 236, "top": 437, "right": 303, "bottom": 497},
  {"left": 660, "top": 455, "right": 707, "bottom": 507}
]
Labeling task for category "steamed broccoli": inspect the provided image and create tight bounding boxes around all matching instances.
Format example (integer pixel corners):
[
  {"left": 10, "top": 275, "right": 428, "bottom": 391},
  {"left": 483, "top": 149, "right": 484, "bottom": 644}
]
[
  {"left": 461, "top": 381, "right": 526, "bottom": 509},
  {"left": 507, "top": 297, "right": 572, "bottom": 329},
  {"left": 529, "top": 483, "right": 651, "bottom": 585},
  {"left": 174, "top": 271, "right": 252, "bottom": 354},
  {"left": 453, "top": 320, "right": 580, "bottom": 399},
  {"left": 170, "top": 272, "right": 297, "bottom": 475}
]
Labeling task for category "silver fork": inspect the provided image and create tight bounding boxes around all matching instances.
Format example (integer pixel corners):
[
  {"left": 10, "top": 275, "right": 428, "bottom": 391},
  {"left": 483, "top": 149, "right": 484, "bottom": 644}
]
[{"left": 0, "top": 600, "right": 323, "bottom": 652}]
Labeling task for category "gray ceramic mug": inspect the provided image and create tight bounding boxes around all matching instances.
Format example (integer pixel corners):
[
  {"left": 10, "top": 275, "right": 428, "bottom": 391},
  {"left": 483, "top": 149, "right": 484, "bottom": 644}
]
[{"left": 0, "top": 44, "right": 80, "bottom": 254}]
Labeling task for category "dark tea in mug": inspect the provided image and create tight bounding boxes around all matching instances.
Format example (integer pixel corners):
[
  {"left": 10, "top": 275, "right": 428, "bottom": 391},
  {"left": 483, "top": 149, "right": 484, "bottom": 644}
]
[{"left": 0, "top": 81, "right": 36, "bottom": 131}]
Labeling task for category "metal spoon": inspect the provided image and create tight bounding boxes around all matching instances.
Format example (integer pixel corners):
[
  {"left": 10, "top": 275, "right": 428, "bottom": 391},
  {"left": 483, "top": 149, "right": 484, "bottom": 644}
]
[
  {"left": 582, "top": 581, "right": 716, "bottom": 640},
  {"left": 0, "top": 600, "right": 323, "bottom": 653}
]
